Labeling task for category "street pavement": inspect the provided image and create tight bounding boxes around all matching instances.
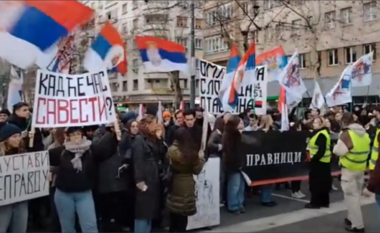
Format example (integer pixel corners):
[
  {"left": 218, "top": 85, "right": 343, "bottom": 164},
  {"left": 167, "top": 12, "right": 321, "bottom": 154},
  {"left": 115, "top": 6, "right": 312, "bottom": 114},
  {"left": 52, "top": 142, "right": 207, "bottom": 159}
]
[{"left": 208, "top": 180, "right": 379, "bottom": 232}]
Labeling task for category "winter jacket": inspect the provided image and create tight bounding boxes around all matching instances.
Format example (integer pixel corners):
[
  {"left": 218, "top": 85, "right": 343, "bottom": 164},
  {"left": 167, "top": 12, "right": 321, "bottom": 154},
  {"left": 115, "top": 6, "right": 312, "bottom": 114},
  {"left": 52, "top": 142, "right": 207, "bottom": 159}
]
[
  {"left": 367, "top": 134, "right": 380, "bottom": 195},
  {"left": 206, "top": 130, "right": 222, "bottom": 158},
  {"left": 166, "top": 142, "right": 204, "bottom": 216},
  {"left": 131, "top": 134, "right": 161, "bottom": 219},
  {"left": 48, "top": 132, "right": 117, "bottom": 193},
  {"left": 94, "top": 130, "right": 129, "bottom": 194}
]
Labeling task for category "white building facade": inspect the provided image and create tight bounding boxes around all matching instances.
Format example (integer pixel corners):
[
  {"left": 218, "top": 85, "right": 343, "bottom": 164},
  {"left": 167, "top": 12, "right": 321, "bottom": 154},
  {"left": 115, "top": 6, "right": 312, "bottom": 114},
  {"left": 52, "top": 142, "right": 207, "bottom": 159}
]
[{"left": 81, "top": 0, "right": 204, "bottom": 108}]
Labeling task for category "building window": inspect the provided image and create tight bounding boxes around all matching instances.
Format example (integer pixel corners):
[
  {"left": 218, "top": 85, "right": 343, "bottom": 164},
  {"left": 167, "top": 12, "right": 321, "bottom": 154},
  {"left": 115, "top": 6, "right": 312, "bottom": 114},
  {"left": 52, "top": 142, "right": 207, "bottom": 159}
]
[
  {"left": 364, "top": 2, "right": 377, "bottom": 22},
  {"left": 340, "top": 7, "right": 352, "bottom": 25},
  {"left": 221, "top": 4, "right": 233, "bottom": 20},
  {"left": 133, "top": 80, "right": 138, "bottom": 90},
  {"left": 122, "top": 81, "right": 128, "bottom": 91},
  {"left": 106, "top": 9, "right": 118, "bottom": 21},
  {"left": 195, "top": 18, "right": 202, "bottom": 29},
  {"left": 325, "top": 11, "right": 336, "bottom": 29},
  {"left": 133, "top": 0, "right": 138, "bottom": 9},
  {"left": 122, "top": 23, "right": 128, "bottom": 33},
  {"left": 176, "top": 16, "right": 188, "bottom": 27},
  {"left": 363, "top": 43, "right": 376, "bottom": 60},
  {"left": 241, "top": 2, "right": 248, "bottom": 13},
  {"left": 328, "top": 49, "right": 338, "bottom": 66},
  {"left": 195, "top": 38, "right": 203, "bottom": 49},
  {"left": 132, "top": 59, "right": 139, "bottom": 73},
  {"left": 345, "top": 46, "right": 357, "bottom": 64},
  {"left": 299, "top": 53, "right": 306, "bottom": 69},
  {"left": 175, "top": 37, "right": 187, "bottom": 48},
  {"left": 263, "top": 0, "right": 273, "bottom": 10},
  {"left": 205, "top": 36, "right": 228, "bottom": 54},
  {"left": 133, "top": 19, "right": 138, "bottom": 30},
  {"left": 122, "top": 3, "right": 128, "bottom": 14}
]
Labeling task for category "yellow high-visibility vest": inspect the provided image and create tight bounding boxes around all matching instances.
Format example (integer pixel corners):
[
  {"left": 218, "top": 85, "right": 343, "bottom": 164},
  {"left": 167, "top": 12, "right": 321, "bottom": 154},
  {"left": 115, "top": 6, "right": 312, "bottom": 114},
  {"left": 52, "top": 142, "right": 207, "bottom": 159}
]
[
  {"left": 307, "top": 129, "right": 331, "bottom": 163},
  {"left": 340, "top": 130, "right": 370, "bottom": 172},
  {"left": 370, "top": 128, "right": 380, "bottom": 170}
]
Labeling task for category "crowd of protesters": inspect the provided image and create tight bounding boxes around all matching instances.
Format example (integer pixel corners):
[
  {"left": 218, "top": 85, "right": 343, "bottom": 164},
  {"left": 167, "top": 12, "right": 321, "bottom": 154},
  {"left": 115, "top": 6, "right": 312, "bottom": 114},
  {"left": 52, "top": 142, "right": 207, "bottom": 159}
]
[{"left": 0, "top": 102, "right": 380, "bottom": 233}]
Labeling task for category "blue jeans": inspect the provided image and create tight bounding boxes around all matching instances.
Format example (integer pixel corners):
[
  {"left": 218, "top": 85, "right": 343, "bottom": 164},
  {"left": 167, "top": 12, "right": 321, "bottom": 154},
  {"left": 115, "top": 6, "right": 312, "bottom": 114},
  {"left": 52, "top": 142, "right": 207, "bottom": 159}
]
[
  {"left": 134, "top": 219, "right": 152, "bottom": 233},
  {"left": 260, "top": 185, "right": 274, "bottom": 203},
  {"left": 0, "top": 201, "right": 28, "bottom": 233},
  {"left": 227, "top": 172, "right": 245, "bottom": 211},
  {"left": 54, "top": 189, "right": 98, "bottom": 233}
]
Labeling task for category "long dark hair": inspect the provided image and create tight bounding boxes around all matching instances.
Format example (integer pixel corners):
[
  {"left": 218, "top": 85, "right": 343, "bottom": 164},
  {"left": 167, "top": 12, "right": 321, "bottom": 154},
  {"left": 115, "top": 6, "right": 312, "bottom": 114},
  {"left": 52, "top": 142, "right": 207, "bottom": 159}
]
[
  {"left": 173, "top": 127, "right": 197, "bottom": 162},
  {"left": 222, "top": 115, "right": 241, "bottom": 156},
  {"left": 214, "top": 117, "right": 225, "bottom": 133}
]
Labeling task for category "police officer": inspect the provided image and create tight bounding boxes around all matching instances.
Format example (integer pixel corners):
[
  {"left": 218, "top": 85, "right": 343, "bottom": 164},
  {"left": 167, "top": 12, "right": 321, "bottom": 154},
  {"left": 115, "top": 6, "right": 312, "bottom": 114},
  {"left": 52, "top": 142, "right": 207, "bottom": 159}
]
[
  {"left": 333, "top": 112, "right": 370, "bottom": 232},
  {"left": 306, "top": 117, "right": 332, "bottom": 209}
]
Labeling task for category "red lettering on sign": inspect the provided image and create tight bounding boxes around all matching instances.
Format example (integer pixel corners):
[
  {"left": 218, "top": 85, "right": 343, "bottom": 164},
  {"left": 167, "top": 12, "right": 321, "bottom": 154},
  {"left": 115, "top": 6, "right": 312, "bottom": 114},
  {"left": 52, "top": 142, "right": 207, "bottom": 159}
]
[{"left": 34, "top": 97, "right": 109, "bottom": 125}]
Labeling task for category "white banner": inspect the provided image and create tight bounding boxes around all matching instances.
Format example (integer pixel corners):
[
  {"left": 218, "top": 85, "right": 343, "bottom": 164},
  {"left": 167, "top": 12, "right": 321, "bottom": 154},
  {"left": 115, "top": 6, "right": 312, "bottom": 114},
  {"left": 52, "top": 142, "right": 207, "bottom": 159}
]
[
  {"left": 0, "top": 151, "right": 50, "bottom": 206},
  {"left": 187, "top": 157, "right": 220, "bottom": 230},
  {"left": 198, "top": 59, "right": 268, "bottom": 115},
  {"left": 32, "top": 69, "right": 116, "bottom": 128}
]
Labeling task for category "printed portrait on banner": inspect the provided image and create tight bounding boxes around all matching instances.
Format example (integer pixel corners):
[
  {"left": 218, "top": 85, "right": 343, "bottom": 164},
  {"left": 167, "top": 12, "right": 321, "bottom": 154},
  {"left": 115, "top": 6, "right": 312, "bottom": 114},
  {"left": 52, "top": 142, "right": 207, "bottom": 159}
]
[{"left": 146, "top": 41, "right": 162, "bottom": 66}]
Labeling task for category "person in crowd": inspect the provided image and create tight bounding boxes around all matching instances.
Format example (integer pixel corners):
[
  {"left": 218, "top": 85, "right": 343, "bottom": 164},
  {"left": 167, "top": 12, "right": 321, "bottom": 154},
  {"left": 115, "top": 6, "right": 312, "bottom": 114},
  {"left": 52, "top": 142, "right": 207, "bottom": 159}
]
[
  {"left": 325, "top": 118, "right": 340, "bottom": 191},
  {"left": 289, "top": 121, "right": 306, "bottom": 199},
  {"left": 0, "top": 109, "right": 10, "bottom": 122},
  {"left": 207, "top": 117, "right": 225, "bottom": 205},
  {"left": 0, "top": 123, "right": 28, "bottom": 233},
  {"left": 223, "top": 115, "right": 245, "bottom": 214},
  {"left": 223, "top": 112, "right": 232, "bottom": 124},
  {"left": 48, "top": 126, "right": 119, "bottom": 233},
  {"left": 83, "top": 125, "right": 99, "bottom": 141},
  {"left": 166, "top": 127, "right": 205, "bottom": 232},
  {"left": 240, "top": 108, "right": 254, "bottom": 127},
  {"left": 93, "top": 124, "right": 129, "bottom": 232},
  {"left": 163, "top": 111, "right": 173, "bottom": 131},
  {"left": 333, "top": 112, "right": 370, "bottom": 232},
  {"left": 258, "top": 115, "right": 277, "bottom": 207},
  {"left": 46, "top": 128, "right": 66, "bottom": 232},
  {"left": 131, "top": 115, "right": 162, "bottom": 233},
  {"left": 306, "top": 117, "right": 332, "bottom": 209},
  {"left": 166, "top": 110, "right": 184, "bottom": 146},
  {"left": 183, "top": 109, "right": 202, "bottom": 152},
  {"left": 194, "top": 106, "right": 204, "bottom": 127},
  {"left": 244, "top": 113, "right": 259, "bottom": 131}
]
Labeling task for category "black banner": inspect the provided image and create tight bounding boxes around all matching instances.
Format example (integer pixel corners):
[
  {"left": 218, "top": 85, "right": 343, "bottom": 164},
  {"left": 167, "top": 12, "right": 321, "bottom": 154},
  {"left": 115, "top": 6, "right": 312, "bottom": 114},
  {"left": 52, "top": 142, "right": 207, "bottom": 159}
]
[{"left": 240, "top": 131, "right": 340, "bottom": 186}]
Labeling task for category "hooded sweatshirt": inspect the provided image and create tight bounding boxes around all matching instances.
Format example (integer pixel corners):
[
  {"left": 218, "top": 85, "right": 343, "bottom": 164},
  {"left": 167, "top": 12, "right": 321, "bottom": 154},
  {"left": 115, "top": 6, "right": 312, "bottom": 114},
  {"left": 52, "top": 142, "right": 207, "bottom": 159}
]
[{"left": 333, "top": 123, "right": 367, "bottom": 157}]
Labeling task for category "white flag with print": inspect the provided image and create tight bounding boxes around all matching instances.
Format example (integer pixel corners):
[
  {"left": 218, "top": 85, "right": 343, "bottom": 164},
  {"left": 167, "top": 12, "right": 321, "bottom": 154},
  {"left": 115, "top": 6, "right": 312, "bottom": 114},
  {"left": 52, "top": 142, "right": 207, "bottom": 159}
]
[{"left": 309, "top": 81, "right": 325, "bottom": 109}]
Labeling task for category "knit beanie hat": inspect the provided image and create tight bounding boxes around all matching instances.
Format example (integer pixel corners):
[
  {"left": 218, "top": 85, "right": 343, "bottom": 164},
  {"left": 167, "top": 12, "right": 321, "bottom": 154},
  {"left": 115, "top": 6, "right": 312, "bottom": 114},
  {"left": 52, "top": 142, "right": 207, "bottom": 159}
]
[{"left": 0, "top": 123, "right": 22, "bottom": 142}]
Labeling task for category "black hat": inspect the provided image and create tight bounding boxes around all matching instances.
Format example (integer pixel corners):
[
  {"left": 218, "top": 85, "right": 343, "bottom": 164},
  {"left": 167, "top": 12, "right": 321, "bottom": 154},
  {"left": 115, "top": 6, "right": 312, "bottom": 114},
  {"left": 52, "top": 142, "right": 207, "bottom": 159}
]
[
  {"left": 0, "top": 123, "right": 21, "bottom": 142},
  {"left": 0, "top": 109, "right": 11, "bottom": 116},
  {"left": 12, "top": 102, "right": 29, "bottom": 113}
]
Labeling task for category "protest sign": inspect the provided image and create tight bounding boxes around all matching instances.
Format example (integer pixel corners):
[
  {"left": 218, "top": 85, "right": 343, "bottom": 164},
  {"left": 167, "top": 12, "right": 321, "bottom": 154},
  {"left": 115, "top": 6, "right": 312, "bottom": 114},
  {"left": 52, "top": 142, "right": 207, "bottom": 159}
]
[
  {"left": 239, "top": 131, "right": 340, "bottom": 186},
  {"left": 33, "top": 70, "right": 116, "bottom": 128},
  {"left": 0, "top": 151, "right": 50, "bottom": 206},
  {"left": 198, "top": 59, "right": 268, "bottom": 115},
  {"left": 187, "top": 157, "right": 220, "bottom": 230}
]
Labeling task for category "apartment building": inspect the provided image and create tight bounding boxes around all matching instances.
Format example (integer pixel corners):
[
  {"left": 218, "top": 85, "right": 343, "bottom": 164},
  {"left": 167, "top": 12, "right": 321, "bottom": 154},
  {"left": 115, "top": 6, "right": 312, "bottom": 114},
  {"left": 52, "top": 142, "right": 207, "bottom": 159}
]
[
  {"left": 203, "top": 0, "right": 380, "bottom": 104},
  {"left": 80, "top": 0, "right": 204, "bottom": 107}
]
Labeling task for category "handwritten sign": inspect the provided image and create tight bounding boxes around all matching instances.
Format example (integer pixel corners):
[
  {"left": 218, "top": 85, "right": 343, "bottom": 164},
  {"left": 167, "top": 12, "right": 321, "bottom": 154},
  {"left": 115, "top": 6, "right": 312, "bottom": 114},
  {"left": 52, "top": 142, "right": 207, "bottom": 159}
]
[
  {"left": 0, "top": 151, "right": 50, "bottom": 206},
  {"left": 187, "top": 157, "right": 220, "bottom": 230},
  {"left": 198, "top": 59, "right": 268, "bottom": 115},
  {"left": 33, "top": 70, "right": 116, "bottom": 127}
]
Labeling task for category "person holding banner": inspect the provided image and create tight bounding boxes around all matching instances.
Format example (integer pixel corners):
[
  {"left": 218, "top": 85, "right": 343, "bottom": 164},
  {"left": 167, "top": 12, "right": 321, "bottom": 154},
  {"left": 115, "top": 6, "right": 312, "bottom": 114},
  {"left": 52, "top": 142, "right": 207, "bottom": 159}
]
[
  {"left": 222, "top": 115, "right": 246, "bottom": 214},
  {"left": 166, "top": 127, "right": 205, "bottom": 232},
  {"left": 305, "top": 117, "right": 332, "bottom": 209},
  {"left": 48, "top": 126, "right": 119, "bottom": 233},
  {"left": 333, "top": 113, "right": 370, "bottom": 232},
  {"left": 0, "top": 123, "right": 28, "bottom": 233}
]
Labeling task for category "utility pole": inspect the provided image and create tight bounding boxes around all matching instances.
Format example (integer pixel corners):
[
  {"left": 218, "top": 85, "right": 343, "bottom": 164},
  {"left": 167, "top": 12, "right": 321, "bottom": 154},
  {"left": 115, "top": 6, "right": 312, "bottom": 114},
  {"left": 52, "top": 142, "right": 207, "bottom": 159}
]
[{"left": 189, "top": 1, "right": 196, "bottom": 109}]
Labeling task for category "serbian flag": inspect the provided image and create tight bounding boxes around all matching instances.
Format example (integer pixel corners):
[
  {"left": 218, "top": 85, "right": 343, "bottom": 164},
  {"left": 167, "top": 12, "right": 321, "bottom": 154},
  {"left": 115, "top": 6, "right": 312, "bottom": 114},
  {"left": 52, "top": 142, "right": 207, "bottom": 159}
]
[
  {"left": 218, "top": 45, "right": 241, "bottom": 112},
  {"left": 256, "top": 46, "right": 287, "bottom": 82},
  {"left": 0, "top": 1, "right": 93, "bottom": 69},
  {"left": 135, "top": 36, "right": 188, "bottom": 73},
  {"left": 84, "top": 21, "right": 127, "bottom": 75},
  {"left": 228, "top": 43, "right": 256, "bottom": 108}
]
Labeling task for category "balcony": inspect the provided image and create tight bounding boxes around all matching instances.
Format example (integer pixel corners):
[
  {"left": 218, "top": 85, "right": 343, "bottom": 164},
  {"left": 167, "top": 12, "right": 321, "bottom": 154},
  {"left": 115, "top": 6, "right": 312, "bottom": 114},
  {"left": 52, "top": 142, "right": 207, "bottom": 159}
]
[{"left": 144, "top": 73, "right": 170, "bottom": 79}]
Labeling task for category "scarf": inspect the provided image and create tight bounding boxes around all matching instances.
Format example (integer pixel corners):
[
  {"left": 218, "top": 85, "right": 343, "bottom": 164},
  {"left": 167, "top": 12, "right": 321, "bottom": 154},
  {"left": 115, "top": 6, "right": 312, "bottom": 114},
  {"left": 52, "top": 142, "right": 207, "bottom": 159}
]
[{"left": 63, "top": 138, "right": 92, "bottom": 172}]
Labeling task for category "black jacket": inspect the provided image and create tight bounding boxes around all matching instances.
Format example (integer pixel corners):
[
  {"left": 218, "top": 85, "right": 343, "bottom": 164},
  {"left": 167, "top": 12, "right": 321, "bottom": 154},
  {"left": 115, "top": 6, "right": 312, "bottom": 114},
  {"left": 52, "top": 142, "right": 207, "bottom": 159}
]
[{"left": 48, "top": 132, "right": 118, "bottom": 193}]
